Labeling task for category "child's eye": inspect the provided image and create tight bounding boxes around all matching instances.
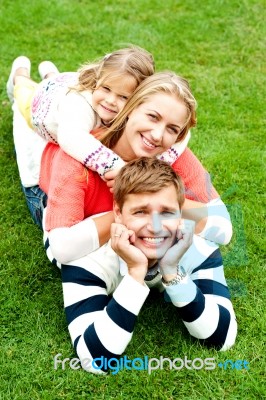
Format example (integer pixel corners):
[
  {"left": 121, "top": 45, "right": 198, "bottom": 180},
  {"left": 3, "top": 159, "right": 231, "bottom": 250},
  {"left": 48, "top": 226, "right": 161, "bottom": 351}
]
[
  {"left": 102, "top": 86, "right": 110, "bottom": 92},
  {"left": 148, "top": 113, "right": 158, "bottom": 120},
  {"left": 120, "top": 95, "right": 128, "bottom": 100}
]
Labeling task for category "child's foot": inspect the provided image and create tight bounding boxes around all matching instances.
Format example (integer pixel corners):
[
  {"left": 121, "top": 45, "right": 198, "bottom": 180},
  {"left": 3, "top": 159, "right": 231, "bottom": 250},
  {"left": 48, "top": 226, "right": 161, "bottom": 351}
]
[
  {"left": 38, "top": 61, "right": 59, "bottom": 80},
  {"left": 6, "top": 56, "right": 31, "bottom": 103}
]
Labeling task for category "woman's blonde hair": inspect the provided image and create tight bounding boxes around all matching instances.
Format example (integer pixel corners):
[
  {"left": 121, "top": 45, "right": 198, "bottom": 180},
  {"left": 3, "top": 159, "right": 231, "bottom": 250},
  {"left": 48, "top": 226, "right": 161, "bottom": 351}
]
[
  {"left": 73, "top": 45, "right": 155, "bottom": 92},
  {"left": 99, "top": 71, "right": 197, "bottom": 148}
]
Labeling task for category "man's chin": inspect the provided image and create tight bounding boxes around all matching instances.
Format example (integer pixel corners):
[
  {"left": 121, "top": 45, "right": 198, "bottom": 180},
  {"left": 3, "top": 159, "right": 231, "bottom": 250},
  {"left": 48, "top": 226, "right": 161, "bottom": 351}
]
[{"left": 142, "top": 248, "right": 168, "bottom": 263}]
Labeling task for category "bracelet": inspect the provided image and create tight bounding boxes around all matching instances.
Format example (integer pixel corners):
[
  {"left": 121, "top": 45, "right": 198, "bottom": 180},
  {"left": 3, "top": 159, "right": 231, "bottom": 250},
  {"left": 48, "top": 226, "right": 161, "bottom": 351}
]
[{"left": 162, "top": 265, "right": 187, "bottom": 286}]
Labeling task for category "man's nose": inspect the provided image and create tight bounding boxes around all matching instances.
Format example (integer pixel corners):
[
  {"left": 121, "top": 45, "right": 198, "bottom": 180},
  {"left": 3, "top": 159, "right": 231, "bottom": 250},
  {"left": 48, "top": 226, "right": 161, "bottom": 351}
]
[{"left": 147, "top": 212, "right": 162, "bottom": 232}]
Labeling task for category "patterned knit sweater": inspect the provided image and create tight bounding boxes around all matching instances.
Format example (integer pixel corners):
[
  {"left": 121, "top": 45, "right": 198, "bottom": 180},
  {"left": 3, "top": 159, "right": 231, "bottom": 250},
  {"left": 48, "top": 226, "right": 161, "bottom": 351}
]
[
  {"left": 40, "top": 144, "right": 220, "bottom": 230},
  {"left": 32, "top": 72, "right": 187, "bottom": 178}
]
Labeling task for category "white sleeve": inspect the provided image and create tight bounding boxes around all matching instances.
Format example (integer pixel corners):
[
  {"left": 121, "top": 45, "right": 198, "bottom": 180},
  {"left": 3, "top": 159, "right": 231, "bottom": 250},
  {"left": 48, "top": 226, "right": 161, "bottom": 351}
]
[
  {"left": 57, "top": 91, "right": 125, "bottom": 177},
  {"left": 198, "top": 198, "right": 233, "bottom": 245},
  {"left": 48, "top": 217, "right": 100, "bottom": 264},
  {"left": 12, "top": 101, "right": 47, "bottom": 187}
]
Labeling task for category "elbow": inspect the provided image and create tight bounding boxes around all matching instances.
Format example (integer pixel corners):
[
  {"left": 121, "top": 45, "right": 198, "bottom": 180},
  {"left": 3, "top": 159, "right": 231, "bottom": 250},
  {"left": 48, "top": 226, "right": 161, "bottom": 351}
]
[
  {"left": 218, "top": 219, "right": 233, "bottom": 245},
  {"left": 198, "top": 219, "right": 233, "bottom": 245},
  {"left": 219, "top": 317, "right": 238, "bottom": 351},
  {"left": 48, "top": 235, "right": 73, "bottom": 264},
  {"left": 200, "top": 199, "right": 233, "bottom": 245}
]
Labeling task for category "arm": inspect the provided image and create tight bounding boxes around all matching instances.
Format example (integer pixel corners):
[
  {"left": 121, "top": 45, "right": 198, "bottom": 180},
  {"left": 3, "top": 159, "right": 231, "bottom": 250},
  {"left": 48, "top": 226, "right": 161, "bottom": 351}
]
[
  {"left": 157, "top": 130, "right": 191, "bottom": 165},
  {"left": 182, "top": 198, "right": 232, "bottom": 245},
  {"left": 57, "top": 91, "right": 125, "bottom": 178},
  {"left": 172, "top": 148, "right": 232, "bottom": 245},
  {"left": 160, "top": 236, "right": 237, "bottom": 350},
  {"left": 41, "top": 147, "right": 114, "bottom": 263},
  {"left": 61, "top": 243, "right": 149, "bottom": 374},
  {"left": 48, "top": 212, "right": 114, "bottom": 264}
]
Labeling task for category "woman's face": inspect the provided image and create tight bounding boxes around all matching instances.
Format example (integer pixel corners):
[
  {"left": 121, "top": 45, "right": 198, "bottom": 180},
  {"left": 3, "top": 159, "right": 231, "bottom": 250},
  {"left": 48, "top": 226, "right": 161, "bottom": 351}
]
[{"left": 113, "top": 92, "right": 188, "bottom": 160}]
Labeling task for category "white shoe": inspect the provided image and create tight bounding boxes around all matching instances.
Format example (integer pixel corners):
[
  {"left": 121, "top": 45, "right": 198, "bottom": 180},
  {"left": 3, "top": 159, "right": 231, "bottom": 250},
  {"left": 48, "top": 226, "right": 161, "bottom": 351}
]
[
  {"left": 6, "top": 56, "right": 31, "bottom": 103},
  {"left": 38, "top": 61, "right": 59, "bottom": 80}
]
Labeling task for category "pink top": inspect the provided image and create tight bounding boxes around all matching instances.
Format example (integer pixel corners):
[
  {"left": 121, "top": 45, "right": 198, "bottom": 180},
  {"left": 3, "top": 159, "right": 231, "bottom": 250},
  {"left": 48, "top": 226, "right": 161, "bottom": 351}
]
[{"left": 40, "top": 144, "right": 218, "bottom": 231}]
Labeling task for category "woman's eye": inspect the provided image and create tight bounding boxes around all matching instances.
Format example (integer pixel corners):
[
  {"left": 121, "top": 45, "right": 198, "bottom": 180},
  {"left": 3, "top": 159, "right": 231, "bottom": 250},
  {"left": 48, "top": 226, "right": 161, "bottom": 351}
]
[
  {"left": 102, "top": 86, "right": 110, "bottom": 92},
  {"left": 168, "top": 126, "right": 178, "bottom": 134}
]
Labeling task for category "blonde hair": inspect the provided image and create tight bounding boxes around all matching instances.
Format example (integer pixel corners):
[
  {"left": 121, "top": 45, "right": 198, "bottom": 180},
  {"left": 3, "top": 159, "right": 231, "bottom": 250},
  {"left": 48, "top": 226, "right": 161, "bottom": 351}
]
[
  {"left": 73, "top": 45, "right": 155, "bottom": 92},
  {"left": 113, "top": 157, "right": 185, "bottom": 210},
  {"left": 99, "top": 71, "right": 197, "bottom": 148}
]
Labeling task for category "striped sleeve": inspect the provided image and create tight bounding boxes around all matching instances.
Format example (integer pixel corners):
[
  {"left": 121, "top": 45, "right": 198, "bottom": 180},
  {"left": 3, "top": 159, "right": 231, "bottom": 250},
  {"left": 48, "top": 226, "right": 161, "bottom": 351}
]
[
  {"left": 164, "top": 248, "right": 237, "bottom": 350},
  {"left": 61, "top": 262, "right": 149, "bottom": 374}
]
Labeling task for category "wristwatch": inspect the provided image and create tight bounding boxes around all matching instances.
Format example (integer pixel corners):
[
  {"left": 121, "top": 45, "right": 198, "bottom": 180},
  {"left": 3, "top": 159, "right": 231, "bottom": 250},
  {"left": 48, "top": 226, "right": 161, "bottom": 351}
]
[{"left": 162, "top": 265, "right": 187, "bottom": 286}]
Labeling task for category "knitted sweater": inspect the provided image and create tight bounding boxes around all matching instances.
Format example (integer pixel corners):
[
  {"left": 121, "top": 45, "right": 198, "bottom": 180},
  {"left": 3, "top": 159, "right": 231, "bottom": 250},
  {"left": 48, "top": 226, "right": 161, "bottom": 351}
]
[
  {"left": 40, "top": 143, "right": 113, "bottom": 230},
  {"left": 31, "top": 73, "right": 125, "bottom": 177},
  {"left": 31, "top": 72, "right": 186, "bottom": 178}
]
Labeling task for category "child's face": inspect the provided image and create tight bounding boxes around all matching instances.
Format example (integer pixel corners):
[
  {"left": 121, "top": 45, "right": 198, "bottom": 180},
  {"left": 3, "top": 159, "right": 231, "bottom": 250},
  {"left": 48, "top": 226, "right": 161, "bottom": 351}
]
[
  {"left": 114, "top": 185, "right": 181, "bottom": 262},
  {"left": 92, "top": 74, "right": 137, "bottom": 124}
]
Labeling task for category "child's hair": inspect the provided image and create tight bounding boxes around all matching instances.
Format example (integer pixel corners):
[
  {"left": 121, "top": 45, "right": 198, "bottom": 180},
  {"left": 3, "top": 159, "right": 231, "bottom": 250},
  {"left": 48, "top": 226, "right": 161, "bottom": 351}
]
[
  {"left": 113, "top": 157, "right": 185, "bottom": 210},
  {"left": 99, "top": 71, "right": 197, "bottom": 149},
  {"left": 74, "top": 45, "right": 155, "bottom": 92}
]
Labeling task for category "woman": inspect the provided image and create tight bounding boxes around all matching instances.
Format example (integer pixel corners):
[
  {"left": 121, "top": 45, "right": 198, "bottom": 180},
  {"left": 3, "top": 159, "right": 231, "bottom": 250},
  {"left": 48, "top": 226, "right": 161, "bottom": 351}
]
[{"left": 37, "top": 72, "right": 231, "bottom": 264}]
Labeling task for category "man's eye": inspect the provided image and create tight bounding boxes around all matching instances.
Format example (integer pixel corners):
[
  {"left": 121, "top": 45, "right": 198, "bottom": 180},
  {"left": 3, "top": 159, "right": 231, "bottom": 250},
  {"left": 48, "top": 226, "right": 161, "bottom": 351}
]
[
  {"left": 134, "top": 210, "right": 145, "bottom": 215},
  {"left": 161, "top": 211, "right": 178, "bottom": 218}
]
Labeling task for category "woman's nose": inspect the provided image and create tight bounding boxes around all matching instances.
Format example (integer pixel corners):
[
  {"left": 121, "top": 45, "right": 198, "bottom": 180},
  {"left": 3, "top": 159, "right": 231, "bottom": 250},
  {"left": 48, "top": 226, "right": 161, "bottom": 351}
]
[{"left": 150, "top": 125, "right": 164, "bottom": 142}]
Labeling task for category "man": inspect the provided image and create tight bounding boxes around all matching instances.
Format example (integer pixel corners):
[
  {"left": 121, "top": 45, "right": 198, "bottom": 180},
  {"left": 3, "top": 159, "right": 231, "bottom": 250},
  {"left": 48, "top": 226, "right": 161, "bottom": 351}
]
[{"left": 60, "top": 157, "right": 237, "bottom": 374}]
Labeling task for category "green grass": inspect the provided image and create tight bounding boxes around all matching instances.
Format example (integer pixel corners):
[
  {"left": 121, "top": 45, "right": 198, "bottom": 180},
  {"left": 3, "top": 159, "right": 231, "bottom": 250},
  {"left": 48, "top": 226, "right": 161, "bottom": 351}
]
[{"left": 0, "top": 0, "right": 265, "bottom": 399}]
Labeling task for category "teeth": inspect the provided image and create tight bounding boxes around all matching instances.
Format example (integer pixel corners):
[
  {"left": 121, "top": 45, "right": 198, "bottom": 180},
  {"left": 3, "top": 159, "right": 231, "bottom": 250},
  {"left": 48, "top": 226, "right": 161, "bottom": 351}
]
[
  {"left": 143, "top": 237, "right": 165, "bottom": 243},
  {"left": 142, "top": 136, "right": 156, "bottom": 149}
]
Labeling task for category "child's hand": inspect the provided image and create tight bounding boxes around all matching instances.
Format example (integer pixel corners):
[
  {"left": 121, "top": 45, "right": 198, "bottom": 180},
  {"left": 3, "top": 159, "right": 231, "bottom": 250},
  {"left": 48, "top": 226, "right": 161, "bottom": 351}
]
[{"left": 104, "top": 168, "right": 122, "bottom": 192}]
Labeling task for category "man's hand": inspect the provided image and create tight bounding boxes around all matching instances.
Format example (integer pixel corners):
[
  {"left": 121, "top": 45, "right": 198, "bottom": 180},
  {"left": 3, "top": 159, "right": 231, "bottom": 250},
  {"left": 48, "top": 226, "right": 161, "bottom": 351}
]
[
  {"left": 159, "top": 219, "right": 194, "bottom": 278},
  {"left": 111, "top": 223, "right": 148, "bottom": 284}
]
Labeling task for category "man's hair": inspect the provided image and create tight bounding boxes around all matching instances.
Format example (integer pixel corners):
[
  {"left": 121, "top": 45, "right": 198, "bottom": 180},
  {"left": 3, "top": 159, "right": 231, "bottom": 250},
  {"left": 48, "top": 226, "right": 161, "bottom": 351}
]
[{"left": 113, "top": 157, "right": 185, "bottom": 210}]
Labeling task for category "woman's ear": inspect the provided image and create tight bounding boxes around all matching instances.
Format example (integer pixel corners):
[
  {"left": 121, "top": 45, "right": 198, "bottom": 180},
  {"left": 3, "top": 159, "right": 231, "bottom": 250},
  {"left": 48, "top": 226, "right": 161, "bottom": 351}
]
[{"left": 113, "top": 201, "right": 123, "bottom": 223}]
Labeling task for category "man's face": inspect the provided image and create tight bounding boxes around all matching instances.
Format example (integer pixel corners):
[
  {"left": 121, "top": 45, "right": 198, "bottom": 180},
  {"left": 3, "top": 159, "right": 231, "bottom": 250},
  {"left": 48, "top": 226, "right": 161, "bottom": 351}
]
[{"left": 114, "top": 185, "right": 181, "bottom": 263}]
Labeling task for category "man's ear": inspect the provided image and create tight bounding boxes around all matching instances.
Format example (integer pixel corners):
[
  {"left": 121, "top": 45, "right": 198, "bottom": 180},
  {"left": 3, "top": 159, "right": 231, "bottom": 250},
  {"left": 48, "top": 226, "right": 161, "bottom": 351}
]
[{"left": 113, "top": 201, "right": 123, "bottom": 223}]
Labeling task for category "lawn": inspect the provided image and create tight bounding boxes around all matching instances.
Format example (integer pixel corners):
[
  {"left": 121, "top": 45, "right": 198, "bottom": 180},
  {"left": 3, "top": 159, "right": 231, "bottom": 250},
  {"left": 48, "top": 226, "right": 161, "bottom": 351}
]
[{"left": 0, "top": 0, "right": 265, "bottom": 399}]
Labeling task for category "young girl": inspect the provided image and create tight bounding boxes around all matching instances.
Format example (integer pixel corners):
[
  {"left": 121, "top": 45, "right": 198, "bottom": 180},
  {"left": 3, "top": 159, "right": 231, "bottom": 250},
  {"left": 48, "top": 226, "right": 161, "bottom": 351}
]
[
  {"left": 7, "top": 46, "right": 155, "bottom": 179},
  {"left": 7, "top": 47, "right": 190, "bottom": 182}
]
